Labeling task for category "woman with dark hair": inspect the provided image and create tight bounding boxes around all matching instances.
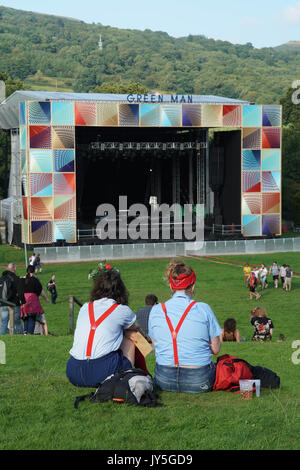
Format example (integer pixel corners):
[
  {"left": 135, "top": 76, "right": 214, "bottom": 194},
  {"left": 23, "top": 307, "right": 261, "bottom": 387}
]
[
  {"left": 19, "top": 265, "right": 49, "bottom": 335},
  {"left": 148, "top": 259, "right": 222, "bottom": 394},
  {"left": 66, "top": 266, "right": 142, "bottom": 388},
  {"left": 220, "top": 318, "right": 241, "bottom": 342}
]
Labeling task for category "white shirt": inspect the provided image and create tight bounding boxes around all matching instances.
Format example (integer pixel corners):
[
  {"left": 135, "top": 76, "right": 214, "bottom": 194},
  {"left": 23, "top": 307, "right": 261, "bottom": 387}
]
[
  {"left": 260, "top": 268, "right": 268, "bottom": 277},
  {"left": 69, "top": 298, "right": 136, "bottom": 360}
]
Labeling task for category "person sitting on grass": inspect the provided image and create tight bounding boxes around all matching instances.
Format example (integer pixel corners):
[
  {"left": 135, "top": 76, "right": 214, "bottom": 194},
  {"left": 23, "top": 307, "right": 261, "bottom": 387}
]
[
  {"left": 250, "top": 306, "right": 273, "bottom": 341},
  {"left": 66, "top": 264, "right": 148, "bottom": 388},
  {"left": 220, "top": 318, "right": 241, "bottom": 342},
  {"left": 148, "top": 259, "right": 222, "bottom": 394}
]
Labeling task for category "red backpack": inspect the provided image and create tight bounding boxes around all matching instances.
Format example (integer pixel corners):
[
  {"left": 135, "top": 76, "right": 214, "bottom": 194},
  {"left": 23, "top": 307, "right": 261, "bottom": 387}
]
[{"left": 213, "top": 354, "right": 253, "bottom": 392}]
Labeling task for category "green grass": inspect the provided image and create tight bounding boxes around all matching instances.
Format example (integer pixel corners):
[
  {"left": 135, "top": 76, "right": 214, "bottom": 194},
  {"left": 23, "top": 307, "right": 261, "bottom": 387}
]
[{"left": 0, "top": 246, "right": 300, "bottom": 450}]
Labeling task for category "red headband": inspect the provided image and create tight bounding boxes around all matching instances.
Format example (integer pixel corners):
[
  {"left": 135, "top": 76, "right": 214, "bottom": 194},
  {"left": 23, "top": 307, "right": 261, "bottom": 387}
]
[{"left": 169, "top": 271, "right": 196, "bottom": 290}]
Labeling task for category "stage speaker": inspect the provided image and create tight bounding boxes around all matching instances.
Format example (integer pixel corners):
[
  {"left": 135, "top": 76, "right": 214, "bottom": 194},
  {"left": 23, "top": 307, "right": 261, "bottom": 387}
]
[
  {"left": 209, "top": 147, "right": 224, "bottom": 189},
  {"left": 56, "top": 239, "right": 66, "bottom": 247}
]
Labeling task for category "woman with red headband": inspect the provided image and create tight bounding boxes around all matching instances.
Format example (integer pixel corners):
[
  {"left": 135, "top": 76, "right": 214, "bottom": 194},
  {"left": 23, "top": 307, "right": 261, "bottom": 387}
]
[{"left": 148, "top": 259, "right": 222, "bottom": 393}]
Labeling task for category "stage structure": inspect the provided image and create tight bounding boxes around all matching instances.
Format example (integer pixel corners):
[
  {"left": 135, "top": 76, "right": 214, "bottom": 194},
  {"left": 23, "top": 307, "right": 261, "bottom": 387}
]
[{"left": 0, "top": 91, "right": 282, "bottom": 245}]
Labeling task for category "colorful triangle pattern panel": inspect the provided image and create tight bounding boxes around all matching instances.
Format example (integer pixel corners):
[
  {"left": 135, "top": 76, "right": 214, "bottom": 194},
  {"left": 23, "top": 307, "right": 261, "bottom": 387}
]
[
  {"left": 53, "top": 150, "right": 75, "bottom": 172},
  {"left": 223, "top": 105, "right": 242, "bottom": 127},
  {"left": 54, "top": 196, "right": 76, "bottom": 219},
  {"left": 242, "top": 105, "right": 261, "bottom": 127},
  {"left": 119, "top": 104, "right": 139, "bottom": 126},
  {"left": 20, "top": 126, "right": 27, "bottom": 149},
  {"left": 54, "top": 220, "right": 76, "bottom": 243},
  {"left": 52, "top": 102, "right": 75, "bottom": 125},
  {"left": 75, "top": 102, "right": 97, "bottom": 126},
  {"left": 29, "top": 149, "right": 52, "bottom": 173},
  {"left": 243, "top": 171, "right": 261, "bottom": 193},
  {"left": 261, "top": 149, "right": 280, "bottom": 171},
  {"left": 52, "top": 126, "right": 75, "bottom": 149},
  {"left": 262, "top": 171, "right": 280, "bottom": 192},
  {"left": 20, "top": 102, "right": 26, "bottom": 125},
  {"left": 242, "top": 193, "right": 262, "bottom": 215},
  {"left": 242, "top": 128, "right": 261, "bottom": 149},
  {"left": 140, "top": 104, "right": 161, "bottom": 127},
  {"left": 53, "top": 173, "right": 75, "bottom": 195},
  {"left": 30, "top": 173, "right": 52, "bottom": 197},
  {"left": 262, "top": 214, "right": 280, "bottom": 236},
  {"left": 28, "top": 102, "right": 51, "bottom": 125},
  {"left": 262, "top": 193, "right": 280, "bottom": 214},
  {"left": 262, "top": 128, "right": 281, "bottom": 148},
  {"left": 262, "top": 106, "right": 281, "bottom": 127},
  {"left": 31, "top": 221, "right": 53, "bottom": 244},
  {"left": 30, "top": 197, "right": 53, "bottom": 220},
  {"left": 242, "top": 215, "right": 261, "bottom": 237},
  {"left": 22, "top": 197, "right": 28, "bottom": 220},
  {"left": 30, "top": 126, "right": 51, "bottom": 149},
  {"left": 97, "top": 103, "right": 118, "bottom": 126},
  {"left": 182, "top": 104, "right": 202, "bottom": 127},
  {"left": 202, "top": 105, "right": 222, "bottom": 127},
  {"left": 242, "top": 150, "right": 261, "bottom": 171},
  {"left": 161, "top": 105, "right": 181, "bottom": 127}
]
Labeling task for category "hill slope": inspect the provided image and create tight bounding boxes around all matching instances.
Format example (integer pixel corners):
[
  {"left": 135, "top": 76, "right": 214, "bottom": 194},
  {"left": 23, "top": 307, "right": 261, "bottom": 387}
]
[{"left": 1, "top": 5, "right": 300, "bottom": 103}]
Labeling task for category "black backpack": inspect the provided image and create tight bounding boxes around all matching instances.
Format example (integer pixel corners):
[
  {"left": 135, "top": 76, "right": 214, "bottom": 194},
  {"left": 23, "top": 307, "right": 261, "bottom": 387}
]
[
  {"left": 249, "top": 365, "right": 280, "bottom": 389},
  {"left": 0, "top": 274, "right": 13, "bottom": 302},
  {"left": 74, "top": 368, "right": 163, "bottom": 409}
]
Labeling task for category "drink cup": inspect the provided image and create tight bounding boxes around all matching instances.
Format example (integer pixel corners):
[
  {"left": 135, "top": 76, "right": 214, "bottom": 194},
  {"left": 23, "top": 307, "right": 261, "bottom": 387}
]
[
  {"left": 239, "top": 379, "right": 253, "bottom": 400},
  {"left": 254, "top": 379, "right": 261, "bottom": 397}
]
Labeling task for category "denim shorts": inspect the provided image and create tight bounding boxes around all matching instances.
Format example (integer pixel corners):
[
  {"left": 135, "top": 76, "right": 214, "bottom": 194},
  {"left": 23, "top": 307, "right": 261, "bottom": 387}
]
[
  {"left": 66, "top": 349, "right": 132, "bottom": 388},
  {"left": 154, "top": 362, "right": 216, "bottom": 394}
]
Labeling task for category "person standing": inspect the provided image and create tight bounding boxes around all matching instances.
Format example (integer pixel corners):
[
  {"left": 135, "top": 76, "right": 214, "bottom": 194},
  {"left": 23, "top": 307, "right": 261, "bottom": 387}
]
[
  {"left": 136, "top": 294, "right": 158, "bottom": 338},
  {"left": 269, "top": 261, "right": 280, "bottom": 288},
  {"left": 284, "top": 265, "right": 293, "bottom": 292},
  {"left": 19, "top": 265, "right": 49, "bottom": 335},
  {"left": 47, "top": 274, "right": 57, "bottom": 304},
  {"left": 243, "top": 263, "right": 251, "bottom": 288},
  {"left": 259, "top": 264, "right": 268, "bottom": 290},
  {"left": 279, "top": 264, "right": 287, "bottom": 289},
  {"left": 0, "top": 263, "right": 23, "bottom": 335},
  {"left": 249, "top": 270, "right": 261, "bottom": 300},
  {"left": 35, "top": 253, "right": 42, "bottom": 273},
  {"left": 148, "top": 259, "right": 222, "bottom": 394}
]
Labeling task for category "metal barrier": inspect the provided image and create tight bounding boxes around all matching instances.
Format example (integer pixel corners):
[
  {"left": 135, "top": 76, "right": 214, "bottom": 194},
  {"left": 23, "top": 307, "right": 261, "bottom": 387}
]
[{"left": 33, "top": 237, "right": 300, "bottom": 263}]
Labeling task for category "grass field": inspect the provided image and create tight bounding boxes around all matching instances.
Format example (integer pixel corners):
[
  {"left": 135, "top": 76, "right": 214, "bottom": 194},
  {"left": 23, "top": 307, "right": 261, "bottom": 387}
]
[{"left": 0, "top": 245, "right": 300, "bottom": 450}]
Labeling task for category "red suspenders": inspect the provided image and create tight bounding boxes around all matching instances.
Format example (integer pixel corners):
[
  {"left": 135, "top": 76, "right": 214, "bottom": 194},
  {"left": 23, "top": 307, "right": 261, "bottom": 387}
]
[
  {"left": 161, "top": 301, "right": 197, "bottom": 366},
  {"left": 86, "top": 301, "right": 119, "bottom": 358}
]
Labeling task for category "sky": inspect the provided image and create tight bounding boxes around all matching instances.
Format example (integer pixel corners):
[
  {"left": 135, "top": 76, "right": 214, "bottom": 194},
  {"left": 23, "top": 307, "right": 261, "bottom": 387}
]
[{"left": 1, "top": 0, "right": 300, "bottom": 48}]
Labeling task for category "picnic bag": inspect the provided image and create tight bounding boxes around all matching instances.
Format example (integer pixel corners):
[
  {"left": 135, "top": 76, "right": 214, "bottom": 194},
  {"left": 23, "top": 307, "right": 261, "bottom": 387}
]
[
  {"left": 74, "top": 368, "right": 163, "bottom": 409},
  {"left": 213, "top": 354, "right": 253, "bottom": 392}
]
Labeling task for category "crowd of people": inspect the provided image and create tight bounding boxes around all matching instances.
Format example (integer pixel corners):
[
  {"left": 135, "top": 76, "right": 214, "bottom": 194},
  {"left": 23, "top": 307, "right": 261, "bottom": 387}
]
[
  {"left": 0, "top": 253, "right": 58, "bottom": 336},
  {"left": 1, "top": 254, "right": 290, "bottom": 394},
  {"left": 243, "top": 261, "right": 293, "bottom": 299}
]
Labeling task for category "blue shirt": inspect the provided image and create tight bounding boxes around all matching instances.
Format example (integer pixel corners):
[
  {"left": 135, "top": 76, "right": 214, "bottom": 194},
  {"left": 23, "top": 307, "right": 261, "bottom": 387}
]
[{"left": 148, "top": 292, "right": 222, "bottom": 367}]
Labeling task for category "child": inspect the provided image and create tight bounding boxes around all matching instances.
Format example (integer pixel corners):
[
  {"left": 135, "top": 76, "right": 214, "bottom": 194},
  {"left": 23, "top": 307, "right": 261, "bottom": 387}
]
[
  {"left": 243, "top": 263, "right": 251, "bottom": 288},
  {"left": 250, "top": 306, "right": 273, "bottom": 341},
  {"left": 249, "top": 269, "right": 261, "bottom": 300},
  {"left": 220, "top": 318, "right": 241, "bottom": 342},
  {"left": 259, "top": 263, "right": 268, "bottom": 290},
  {"left": 284, "top": 265, "right": 293, "bottom": 292}
]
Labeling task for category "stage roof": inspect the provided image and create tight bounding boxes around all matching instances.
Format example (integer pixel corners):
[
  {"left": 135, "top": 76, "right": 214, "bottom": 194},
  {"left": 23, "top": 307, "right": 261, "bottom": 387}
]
[{"left": 0, "top": 90, "right": 250, "bottom": 130}]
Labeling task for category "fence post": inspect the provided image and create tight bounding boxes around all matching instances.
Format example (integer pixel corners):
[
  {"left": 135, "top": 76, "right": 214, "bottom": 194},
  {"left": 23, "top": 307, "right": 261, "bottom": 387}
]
[
  {"left": 69, "top": 295, "right": 74, "bottom": 334},
  {"left": 9, "top": 306, "right": 14, "bottom": 335}
]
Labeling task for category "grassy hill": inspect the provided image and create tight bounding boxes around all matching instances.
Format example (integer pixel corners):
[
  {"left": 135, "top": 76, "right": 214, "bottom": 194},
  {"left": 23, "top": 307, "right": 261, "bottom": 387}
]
[
  {"left": 0, "top": 246, "right": 300, "bottom": 450},
  {"left": 1, "top": 5, "right": 300, "bottom": 103}
]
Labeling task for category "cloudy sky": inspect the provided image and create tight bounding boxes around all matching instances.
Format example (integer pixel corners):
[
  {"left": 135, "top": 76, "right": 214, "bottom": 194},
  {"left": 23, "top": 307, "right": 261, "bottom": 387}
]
[{"left": 1, "top": 0, "right": 300, "bottom": 48}]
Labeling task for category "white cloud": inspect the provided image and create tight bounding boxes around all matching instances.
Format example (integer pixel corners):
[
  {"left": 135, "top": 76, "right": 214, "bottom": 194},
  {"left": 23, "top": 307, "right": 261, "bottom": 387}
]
[{"left": 283, "top": 2, "right": 300, "bottom": 24}]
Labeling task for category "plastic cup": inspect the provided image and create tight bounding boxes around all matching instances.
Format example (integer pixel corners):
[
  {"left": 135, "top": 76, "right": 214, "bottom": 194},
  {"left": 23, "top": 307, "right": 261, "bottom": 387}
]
[
  {"left": 254, "top": 379, "right": 261, "bottom": 397},
  {"left": 239, "top": 380, "right": 253, "bottom": 400}
]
